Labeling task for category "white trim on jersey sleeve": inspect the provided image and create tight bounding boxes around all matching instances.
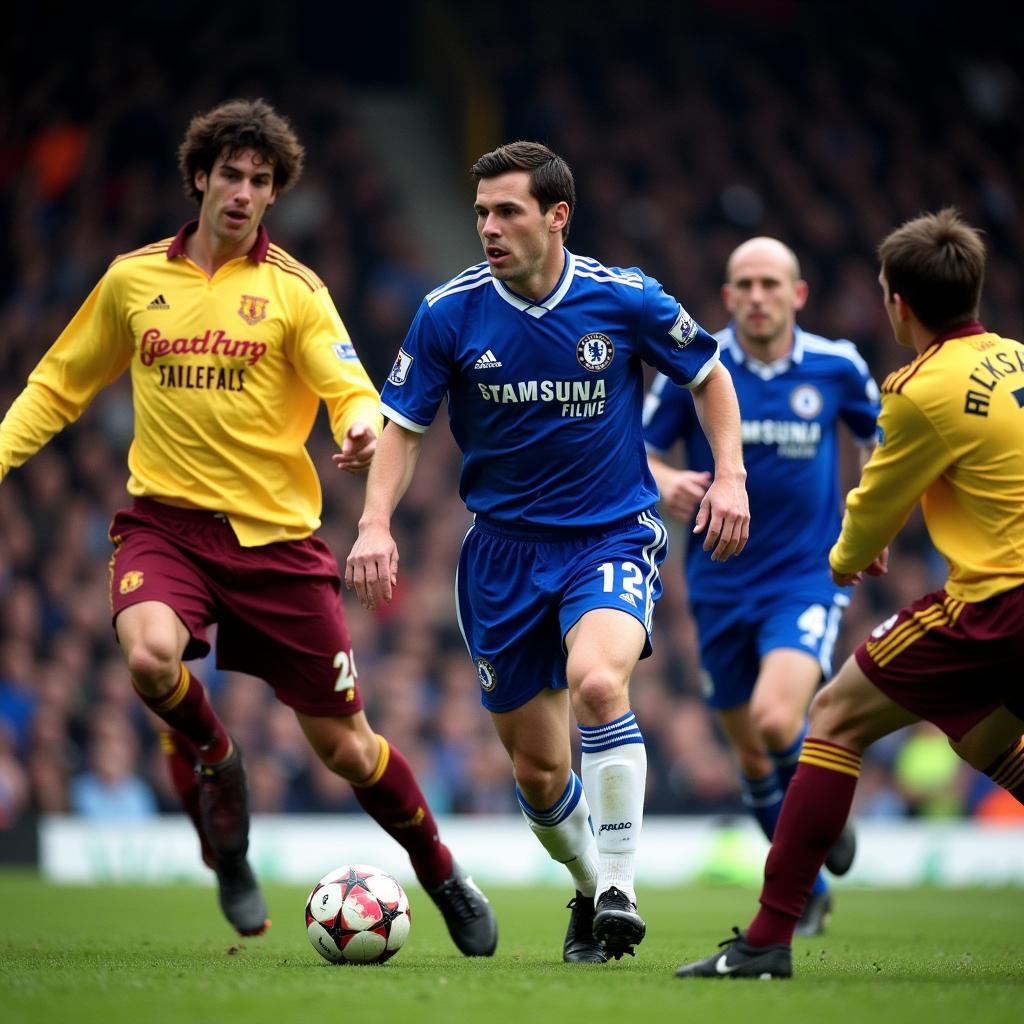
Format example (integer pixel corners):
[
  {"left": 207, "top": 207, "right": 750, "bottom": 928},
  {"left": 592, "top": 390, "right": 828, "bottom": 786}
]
[
  {"left": 683, "top": 349, "right": 720, "bottom": 390},
  {"left": 381, "top": 404, "right": 430, "bottom": 433}
]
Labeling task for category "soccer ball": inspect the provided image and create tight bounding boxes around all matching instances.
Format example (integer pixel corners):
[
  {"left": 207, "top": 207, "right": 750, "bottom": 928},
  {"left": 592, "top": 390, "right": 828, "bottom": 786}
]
[{"left": 305, "top": 864, "right": 411, "bottom": 965}]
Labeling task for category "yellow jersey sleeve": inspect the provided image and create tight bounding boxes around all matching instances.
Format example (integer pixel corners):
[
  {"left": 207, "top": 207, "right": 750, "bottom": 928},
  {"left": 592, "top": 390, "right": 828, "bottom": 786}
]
[
  {"left": 0, "top": 272, "right": 133, "bottom": 481},
  {"left": 289, "top": 286, "right": 383, "bottom": 443},
  {"left": 829, "top": 391, "right": 953, "bottom": 575}
]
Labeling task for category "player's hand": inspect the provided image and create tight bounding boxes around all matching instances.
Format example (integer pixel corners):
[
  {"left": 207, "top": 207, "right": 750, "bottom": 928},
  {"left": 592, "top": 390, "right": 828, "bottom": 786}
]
[
  {"left": 345, "top": 522, "right": 399, "bottom": 610},
  {"left": 693, "top": 473, "right": 749, "bottom": 562},
  {"left": 332, "top": 422, "right": 377, "bottom": 475},
  {"left": 832, "top": 548, "right": 888, "bottom": 587},
  {"left": 831, "top": 567, "right": 861, "bottom": 586},
  {"left": 661, "top": 469, "right": 712, "bottom": 522},
  {"left": 865, "top": 547, "right": 890, "bottom": 576}
]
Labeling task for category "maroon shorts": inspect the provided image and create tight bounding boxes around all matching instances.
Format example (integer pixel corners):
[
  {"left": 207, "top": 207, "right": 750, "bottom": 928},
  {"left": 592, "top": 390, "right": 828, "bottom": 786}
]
[
  {"left": 855, "top": 584, "right": 1024, "bottom": 741},
  {"left": 109, "top": 498, "right": 363, "bottom": 717}
]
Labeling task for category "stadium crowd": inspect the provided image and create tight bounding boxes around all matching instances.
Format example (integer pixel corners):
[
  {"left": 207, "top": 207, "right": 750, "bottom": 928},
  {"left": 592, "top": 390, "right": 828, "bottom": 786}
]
[{"left": 1, "top": 2, "right": 1022, "bottom": 835}]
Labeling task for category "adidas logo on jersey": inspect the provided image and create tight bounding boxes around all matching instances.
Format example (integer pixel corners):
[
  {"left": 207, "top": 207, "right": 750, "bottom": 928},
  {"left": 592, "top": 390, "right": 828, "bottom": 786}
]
[
  {"left": 474, "top": 349, "right": 502, "bottom": 369},
  {"left": 147, "top": 294, "right": 170, "bottom": 310},
  {"left": 618, "top": 593, "right": 638, "bottom": 608}
]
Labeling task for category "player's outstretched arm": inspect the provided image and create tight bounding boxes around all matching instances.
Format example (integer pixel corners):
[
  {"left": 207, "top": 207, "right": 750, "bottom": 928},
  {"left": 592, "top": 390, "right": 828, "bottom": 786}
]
[
  {"left": 345, "top": 422, "right": 424, "bottom": 610},
  {"left": 646, "top": 452, "right": 711, "bottom": 523},
  {"left": 690, "top": 363, "right": 749, "bottom": 562}
]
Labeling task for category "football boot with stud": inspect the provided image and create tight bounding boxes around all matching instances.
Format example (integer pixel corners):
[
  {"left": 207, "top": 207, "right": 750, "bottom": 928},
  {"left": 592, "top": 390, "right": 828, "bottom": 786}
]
[
  {"left": 675, "top": 927, "right": 792, "bottom": 980},
  {"left": 425, "top": 861, "right": 498, "bottom": 956}
]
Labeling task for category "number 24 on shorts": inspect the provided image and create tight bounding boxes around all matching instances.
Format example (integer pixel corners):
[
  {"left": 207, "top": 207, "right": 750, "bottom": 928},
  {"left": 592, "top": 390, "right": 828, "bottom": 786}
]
[{"left": 333, "top": 648, "right": 358, "bottom": 694}]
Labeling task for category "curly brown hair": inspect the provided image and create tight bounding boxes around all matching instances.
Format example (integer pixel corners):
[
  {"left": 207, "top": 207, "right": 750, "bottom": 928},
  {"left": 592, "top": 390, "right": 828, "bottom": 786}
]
[{"left": 177, "top": 98, "right": 305, "bottom": 205}]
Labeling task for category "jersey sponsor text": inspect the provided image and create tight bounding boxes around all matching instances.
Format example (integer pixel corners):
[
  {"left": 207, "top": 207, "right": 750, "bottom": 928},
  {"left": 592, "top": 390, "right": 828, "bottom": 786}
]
[
  {"left": 741, "top": 418, "right": 822, "bottom": 458},
  {"left": 476, "top": 378, "right": 607, "bottom": 418},
  {"left": 139, "top": 328, "right": 268, "bottom": 367}
]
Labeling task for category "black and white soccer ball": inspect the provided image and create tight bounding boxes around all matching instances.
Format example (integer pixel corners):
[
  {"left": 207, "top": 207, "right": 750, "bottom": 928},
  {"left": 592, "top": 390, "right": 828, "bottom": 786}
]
[{"left": 305, "top": 864, "right": 411, "bottom": 964}]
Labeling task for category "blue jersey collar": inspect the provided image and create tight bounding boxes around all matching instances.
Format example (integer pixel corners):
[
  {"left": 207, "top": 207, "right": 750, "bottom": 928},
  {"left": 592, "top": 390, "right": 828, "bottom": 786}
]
[
  {"left": 491, "top": 249, "right": 576, "bottom": 319},
  {"left": 725, "top": 323, "right": 804, "bottom": 380}
]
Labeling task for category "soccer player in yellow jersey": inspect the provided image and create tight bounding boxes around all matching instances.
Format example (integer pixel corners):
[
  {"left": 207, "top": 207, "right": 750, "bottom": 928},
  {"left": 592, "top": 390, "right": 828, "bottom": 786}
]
[
  {"left": 676, "top": 208, "right": 1024, "bottom": 980},
  {"left": 0, "top": 99, "right": 497, "bottom": 954}
]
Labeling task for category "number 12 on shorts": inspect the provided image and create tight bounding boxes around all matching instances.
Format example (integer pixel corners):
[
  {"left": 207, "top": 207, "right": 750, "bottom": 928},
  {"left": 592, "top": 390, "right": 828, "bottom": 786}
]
[{"left": 598, "top": 561, "right": 644, "bottom": 602}]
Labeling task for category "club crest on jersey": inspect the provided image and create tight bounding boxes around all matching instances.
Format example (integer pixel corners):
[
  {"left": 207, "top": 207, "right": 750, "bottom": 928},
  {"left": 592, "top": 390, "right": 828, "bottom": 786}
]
[
  {"left": 119, "top": 570, "right": 144, "bottom": 595},
  {"left": 576, "top": 333, "right": 614, "bottom": 372},
  {"left": 238, "top": 294, "right": 269, "bottom": 325},
  {"left": 388, "top": 348, "right": 414, "bottom": 386},
  {"left": 790, "top": 384, "right": 823, "bottom": 419},
  {"left": 475, "top": 657, "right": 497, "bottom": 692},
  {"left": 669, "top": 305, "right": 698, "bottom": 348}
]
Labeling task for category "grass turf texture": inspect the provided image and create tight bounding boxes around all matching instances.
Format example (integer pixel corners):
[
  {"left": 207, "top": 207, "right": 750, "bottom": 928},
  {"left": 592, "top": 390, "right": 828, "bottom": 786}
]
[{"left": 1, "top": 872, "right": 1021, "bottom": 1024}]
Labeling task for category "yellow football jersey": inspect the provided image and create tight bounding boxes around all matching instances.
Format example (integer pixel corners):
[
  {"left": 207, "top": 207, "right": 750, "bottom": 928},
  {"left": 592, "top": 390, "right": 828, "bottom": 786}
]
[
  {"left": 0, "top": 223, "right": 382, "bottom": 546},
  {"left": 830, "top": 327, "right": 1024, "bottom": 602}
]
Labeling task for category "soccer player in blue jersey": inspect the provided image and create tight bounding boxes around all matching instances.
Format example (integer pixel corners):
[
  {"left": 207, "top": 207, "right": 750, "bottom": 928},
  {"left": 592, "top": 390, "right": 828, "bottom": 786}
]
[
  {"left": 345, "top": 141, "right": 749, "bottom": 963},
  {"left": 643, "top": 237, "right": 879, "bottom": 935}
]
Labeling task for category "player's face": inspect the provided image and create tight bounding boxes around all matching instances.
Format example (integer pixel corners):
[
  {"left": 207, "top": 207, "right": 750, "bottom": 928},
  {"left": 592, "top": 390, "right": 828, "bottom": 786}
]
[
  {"left": 474, "top": 171, "right": 567, "bottom": 299},
  {"left": 723, "top": 243, "right": 807, "bottom": 350},
  {"left": 194, "top": 149, "right": 277, "bottom": 250}
]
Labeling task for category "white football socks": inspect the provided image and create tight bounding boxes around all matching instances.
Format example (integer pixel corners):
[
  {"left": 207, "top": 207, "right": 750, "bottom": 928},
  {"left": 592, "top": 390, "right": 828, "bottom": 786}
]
[
  {"left": 579, "top": 711, "right": 647, "bottom": 906},
  {"left": 516, "top": 771, "right": 598, "bottom": 898}
]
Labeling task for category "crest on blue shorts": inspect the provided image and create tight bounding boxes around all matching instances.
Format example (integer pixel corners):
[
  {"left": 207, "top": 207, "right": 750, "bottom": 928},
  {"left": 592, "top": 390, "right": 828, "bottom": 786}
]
[{"left": 475, "top": 657, "right": 497, "bottom": 692}]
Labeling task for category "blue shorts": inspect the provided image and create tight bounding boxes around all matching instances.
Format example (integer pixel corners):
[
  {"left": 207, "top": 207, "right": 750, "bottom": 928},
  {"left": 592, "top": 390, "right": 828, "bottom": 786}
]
[
  {"left": 693, "top": 587, "right": 850, "bottom": 711},
  {"left": 456, "top": 510, "right": 668, "bottom": 713}
]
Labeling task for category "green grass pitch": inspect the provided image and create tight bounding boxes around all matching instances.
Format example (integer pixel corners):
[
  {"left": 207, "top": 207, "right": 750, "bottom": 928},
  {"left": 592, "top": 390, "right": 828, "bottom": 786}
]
[{"left": 1, "top": 872, "right": 1021, "bottom": 1024}]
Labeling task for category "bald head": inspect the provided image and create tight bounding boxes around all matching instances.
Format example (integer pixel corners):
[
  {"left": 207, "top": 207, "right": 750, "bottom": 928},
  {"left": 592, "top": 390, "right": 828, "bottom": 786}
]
[
  {"left": 722, "top": 237, "right": 808, "bottom": 355},
  {"left": 726, "top": 237, "right": 801, "bottom": 285}
]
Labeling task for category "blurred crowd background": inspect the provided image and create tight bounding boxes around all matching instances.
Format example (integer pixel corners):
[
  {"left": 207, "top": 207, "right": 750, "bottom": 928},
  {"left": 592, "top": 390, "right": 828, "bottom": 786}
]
[{"left": 2, "top": 1, "right": 1023, "bottom": 846}]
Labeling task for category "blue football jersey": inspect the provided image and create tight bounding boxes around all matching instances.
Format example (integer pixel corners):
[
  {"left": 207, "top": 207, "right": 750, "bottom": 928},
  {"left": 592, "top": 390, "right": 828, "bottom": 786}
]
[
  {"left": 381, "top": 251, "right": 720, "bottom": 529},
  {"left": 643, "top": 324, "right": 879, "bottom": 600}
]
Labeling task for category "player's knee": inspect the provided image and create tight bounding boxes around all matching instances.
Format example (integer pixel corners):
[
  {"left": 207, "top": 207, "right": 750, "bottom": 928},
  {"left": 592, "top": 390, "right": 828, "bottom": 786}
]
[
  {"left": 513, "top": 756, "right": 566, "bottom": 807},
  {"left": 807, "top": 685, "right": 843, "bottom": 736},
  {"left": 571, "top": 667, "right": 627, "bottom": 721},
  {"left": 124, "top": 641, "right": 180, "bottom": 695},
  {"left": 320, "top": 728, "right": 380, "bottom": 782},
  {"left": 807, "top": 684, "right": 867, "bottom": 748},
  {"left": 753, "top": 706, "right": 801, "bottom": 751}
]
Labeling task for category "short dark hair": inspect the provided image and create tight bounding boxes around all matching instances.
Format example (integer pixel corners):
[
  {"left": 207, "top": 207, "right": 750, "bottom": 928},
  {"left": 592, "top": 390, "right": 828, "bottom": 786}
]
[
  {"left": 877, "top": 208, "right": 986, "bottom": 332},
  {"left": 177, "top": 98, "right": 305, "bottom": 205},
  {"left": 470, "top": 141, "right": 576, "bottom": 239}
]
